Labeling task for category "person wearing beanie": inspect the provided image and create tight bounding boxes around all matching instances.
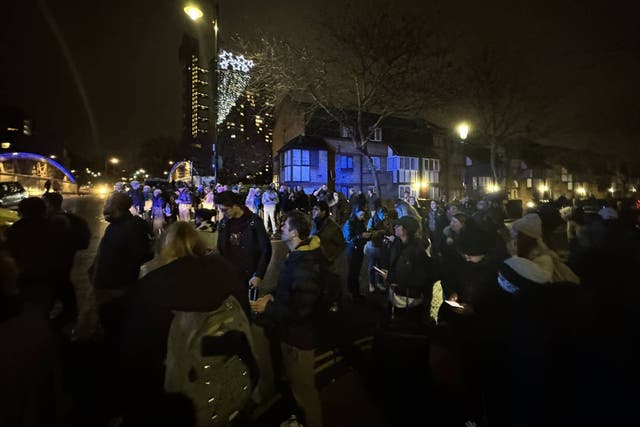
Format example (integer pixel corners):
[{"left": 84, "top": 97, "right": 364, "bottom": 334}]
[
  {"left": 494, "top": 255, "right": 591, "bottom": 426},
  {"left": 510, "top": 213, "right": 578, "bottom": 284},
  {"left": 497, "top": 256, "right": 550, "bottom": 294},
  {"left": 435, "top": 220, "right": 506, "bottom": 425},
  {"left": 385, "top": 216, "right": 435, "bottom": 317},
  {"left": 439, "top": 221, "right": 503, "bottom": 322}
]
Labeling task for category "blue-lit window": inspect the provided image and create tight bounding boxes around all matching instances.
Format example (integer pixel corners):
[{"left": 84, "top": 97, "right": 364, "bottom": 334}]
[
  {"left": 340, "top": 155, "right": 353, "bottom": 170},
  {"left": 283, "top": 149, "right": 310, "bottom": 182}
]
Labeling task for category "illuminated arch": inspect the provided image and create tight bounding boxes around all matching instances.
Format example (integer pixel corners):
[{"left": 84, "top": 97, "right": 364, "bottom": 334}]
[
  {"left": 0, "top": 152, "right": 77, "bottom": 184},
  {"left": 168, "top": 160, "right": 192, "bottom": 182}
]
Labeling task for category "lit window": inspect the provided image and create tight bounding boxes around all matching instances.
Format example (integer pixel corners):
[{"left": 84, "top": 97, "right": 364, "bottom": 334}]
[
  {"left": 340, "top": 155, "right": 354, "bottom": 169},
  {"left": 1, "top": 142, "right": 10, "bottom": 149}
]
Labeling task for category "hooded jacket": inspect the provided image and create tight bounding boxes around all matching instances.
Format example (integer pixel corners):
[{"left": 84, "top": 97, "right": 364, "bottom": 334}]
[{"left": 262, "top": 236, "right": 323, "bottom": 349}]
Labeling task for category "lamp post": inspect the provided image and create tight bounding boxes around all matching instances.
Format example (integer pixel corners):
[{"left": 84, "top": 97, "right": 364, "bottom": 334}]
[
  {"left": 456, "top": 122, "right": 470, "bottom": 197},
  {"left": 184, "top": 2, "right": 219, "bottom": 184}
]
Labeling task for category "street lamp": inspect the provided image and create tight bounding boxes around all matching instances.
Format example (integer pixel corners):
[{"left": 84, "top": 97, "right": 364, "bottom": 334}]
[
  {"left": 457, "top": 122, "right": 470, "bottom": 141},
  {"left": 183, "top": 5, "right": 204, "bottom": 21},
  {"left": 184, "top": 2, "right": 220, "bottom": 184},
  {"left": 456, "top": 121, "right": 471, "bottom": 198}
]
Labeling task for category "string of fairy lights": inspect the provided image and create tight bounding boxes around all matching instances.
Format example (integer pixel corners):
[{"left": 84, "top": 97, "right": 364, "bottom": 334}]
[{"left": 217, "top": 50, "right": 254, "bottom": 125}]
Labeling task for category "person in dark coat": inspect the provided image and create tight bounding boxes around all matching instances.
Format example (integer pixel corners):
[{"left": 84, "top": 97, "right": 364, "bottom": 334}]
[
  {"left": 42, "top": 192, "right": 91, "bottom": 327},
  {"left": 436, "top": 222, "right": 505, "bottom": 425},
  {"left": 90, "top": 192, "right": 153, "bottom": 359},
  {"left": 291, "top": 186, "right": 310, "bottom": 213},
  {"left": 385, "top": 216, "right": 435, "bottom": 320},
  {"left": 310, "top": 201, "right": 346, "bottom": 266},
  {"left": 3, "top": 197, "right": 61, "bottom": 314},
  {"left": 117, "top": 222, "right": 249, "bottom": 418},
  {"left": 342, "top": 206, "right": 370, "bottom": 300},
  {"left": 215, "top": 191, "right": 272, "bottom": 290},
  {"left": 251, "top": 211, "right": 324, "bottom": 427}
]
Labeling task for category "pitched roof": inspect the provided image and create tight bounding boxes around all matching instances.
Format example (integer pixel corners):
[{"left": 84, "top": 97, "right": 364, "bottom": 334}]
[{"left": 278, "top": 135, "right": 330, "bottom": 152}]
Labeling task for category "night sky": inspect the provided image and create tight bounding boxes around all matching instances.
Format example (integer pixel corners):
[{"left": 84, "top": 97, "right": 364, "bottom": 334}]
[{"left": 1, "top": 0, "right": 638, "bottom": 163}]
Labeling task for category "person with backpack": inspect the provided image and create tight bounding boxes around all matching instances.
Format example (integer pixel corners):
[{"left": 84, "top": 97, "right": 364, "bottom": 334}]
[
  {"left": 251, "top": 210, "right": 324, "bottom": 427},
  {"left": 118, "top": 222, "right": 255, "bottom": 426},
  {"left": 42, "top": 192, "right": 91, "bottom": 328}
]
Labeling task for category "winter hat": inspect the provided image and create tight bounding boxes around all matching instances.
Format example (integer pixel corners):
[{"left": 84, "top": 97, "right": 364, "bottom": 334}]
[
  {"left": 452, "top": 212, "right": 469, "bottom": 224},
  {"left": 130, "top": 180, "right": 140, "bottom": 190},
  {"left": 143, "top": 185, "right": 151, "bottom": 192},
  {"left": 598, "top": 206, "right": 618, "bottom": 220},
  {"left": 511, "top": 213, "right": 542, "bottom": 239},
  {"left": 153, "top": 189, "right": 162, "bottom": 197},
  {"left": 395, "top": 215, "right": 420, "bottom": 236},
  {"left": 457, "top": 222, "right": 493, "bottom": 256},
  {"left": 114, "top": 182, "right": 124, "bottom": 192},
  {"left": 498, "top": 256, "right": 549, "bottom": 294}
]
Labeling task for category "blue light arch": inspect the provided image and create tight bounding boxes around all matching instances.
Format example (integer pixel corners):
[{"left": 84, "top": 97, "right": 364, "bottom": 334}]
[
  {"left": 168, "top": 160, "right": 191, "bottom": 182},
  {"left": 0, "top": 152, "right": 77, "bottom": 184}
]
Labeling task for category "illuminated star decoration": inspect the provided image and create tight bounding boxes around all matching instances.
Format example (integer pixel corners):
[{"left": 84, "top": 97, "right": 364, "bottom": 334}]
[{"left": 217, "top": 50, "right": 254, "bottom": 124}]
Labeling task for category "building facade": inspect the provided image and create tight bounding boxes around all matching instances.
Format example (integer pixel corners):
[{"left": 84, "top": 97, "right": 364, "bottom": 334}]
[
  {"left": 274, "top": 110, "right": 457, "bottom": 200},
  {"left": 178, "top": 33, "right": 211, "bottom": 175}
]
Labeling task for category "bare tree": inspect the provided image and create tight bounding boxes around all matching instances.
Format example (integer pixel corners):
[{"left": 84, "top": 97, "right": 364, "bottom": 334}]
[
  {"left": 462, "top": 46, "right": 551, "bottom": 190},
  {"left": 238, "top": 1, "right": 453, "bottom": 196}
]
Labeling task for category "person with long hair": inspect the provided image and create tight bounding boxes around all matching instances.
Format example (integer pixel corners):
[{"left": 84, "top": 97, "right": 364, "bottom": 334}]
[{"left": 117, "top": 222, "right": 250, "bottom": 421}]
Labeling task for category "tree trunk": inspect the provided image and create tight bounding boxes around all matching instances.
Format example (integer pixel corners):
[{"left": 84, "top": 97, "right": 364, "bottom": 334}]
[
  {"left": 357, "top": 146, "right": 382, "bottom": 198},
  {"left": 490, "top": 138, "right": 498, "bottom": 186}
]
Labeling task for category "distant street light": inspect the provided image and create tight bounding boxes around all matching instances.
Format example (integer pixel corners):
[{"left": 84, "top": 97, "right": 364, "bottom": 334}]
[{"left": 105, "top": 157, "right": 120, "bottom": 177}]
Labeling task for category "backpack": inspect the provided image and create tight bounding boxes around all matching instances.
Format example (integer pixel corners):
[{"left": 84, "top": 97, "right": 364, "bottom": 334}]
[{"left": 164, "top": 295, "right": 258, "bottom": 426}]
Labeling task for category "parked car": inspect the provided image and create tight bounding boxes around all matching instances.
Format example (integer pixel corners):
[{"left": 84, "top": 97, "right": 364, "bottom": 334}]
[{"left": 0, "top": 182, "right": 28, "bottom": 208}]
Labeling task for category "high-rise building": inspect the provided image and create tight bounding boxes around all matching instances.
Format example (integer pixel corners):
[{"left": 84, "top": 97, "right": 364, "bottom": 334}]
[
  {"left": 218, "top": 92, "right": 274, "bottom": 183},
  {"left": 178, "top": 34, "right": 211, "bottom": 175}
]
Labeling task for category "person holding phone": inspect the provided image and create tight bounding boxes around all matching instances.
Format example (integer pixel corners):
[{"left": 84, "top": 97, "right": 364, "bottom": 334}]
[
  {"left": 386, "top": 216, "right": 436, "bottom": 321},
  {"left": 251, "top": 211, "right": 324, "bottom": 427}
]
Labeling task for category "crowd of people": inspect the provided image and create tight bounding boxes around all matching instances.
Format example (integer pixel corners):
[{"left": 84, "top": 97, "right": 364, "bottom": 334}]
[{"left": 1, "top": 181, "right": 639, "bottom": 427}]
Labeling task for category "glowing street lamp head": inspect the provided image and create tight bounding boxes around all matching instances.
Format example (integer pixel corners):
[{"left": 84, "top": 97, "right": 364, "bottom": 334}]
[
  {"left": 457, "top": 122, "right": 470, "bottom": 141},
  {"left": 109, "top": 157, "right": 120, "bottom": 165},
  {"left": 184, "top": 5, "right": 204, "bottom": 21}
]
